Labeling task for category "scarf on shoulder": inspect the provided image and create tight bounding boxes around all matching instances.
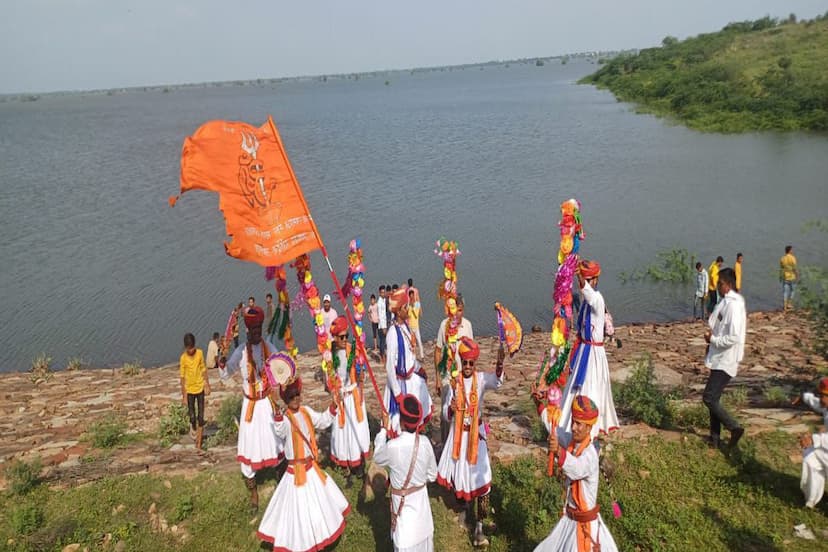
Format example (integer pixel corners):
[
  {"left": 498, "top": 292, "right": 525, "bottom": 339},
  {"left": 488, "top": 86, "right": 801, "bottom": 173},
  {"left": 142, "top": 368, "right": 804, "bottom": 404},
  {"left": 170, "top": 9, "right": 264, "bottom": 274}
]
[
  {"left": 244, "top": 340, "right": 271, "bottom": 422},
  {"left": 286, "top": 407, "right": 327, "bottom": 487},
  {"left": 566, "top": 437, "right": 599, "bottom": 552},
  {"left": 452, "top": 373, "right": 480, "bottom": 464}
]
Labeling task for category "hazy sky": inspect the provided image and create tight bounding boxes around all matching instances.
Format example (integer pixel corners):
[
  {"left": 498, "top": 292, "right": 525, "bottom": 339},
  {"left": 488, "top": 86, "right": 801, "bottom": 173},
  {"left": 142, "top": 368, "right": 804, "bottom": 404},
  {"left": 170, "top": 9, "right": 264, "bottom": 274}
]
[{"left": 2, "top": 0, "right": 826, "bottom": 93}]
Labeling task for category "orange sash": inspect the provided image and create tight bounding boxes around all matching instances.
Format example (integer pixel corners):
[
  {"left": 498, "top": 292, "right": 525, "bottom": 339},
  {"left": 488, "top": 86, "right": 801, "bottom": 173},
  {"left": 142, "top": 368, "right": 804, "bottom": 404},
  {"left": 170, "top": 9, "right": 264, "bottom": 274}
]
[
  {"left": 286, "top": 408, "right": 327, "bottom": 486},
  {"left": 565, "top": 437, "right": 599, "bottom": 552},
  {"left": 244, "top": 341, "right": 270, "bottom": 422},
  {"left": 452, "top": 374, "right": 480, "bottom": 464}
]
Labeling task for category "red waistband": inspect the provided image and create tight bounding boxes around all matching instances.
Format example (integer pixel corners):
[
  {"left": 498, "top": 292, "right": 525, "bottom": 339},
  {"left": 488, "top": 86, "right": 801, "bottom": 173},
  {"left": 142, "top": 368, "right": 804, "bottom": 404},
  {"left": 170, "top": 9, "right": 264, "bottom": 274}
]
[
  {"left": 578, "top": 336, "right": 604, "bottom": 347},
  {"left": 244, "top": 389, "right": 271, "bottom": 401}
]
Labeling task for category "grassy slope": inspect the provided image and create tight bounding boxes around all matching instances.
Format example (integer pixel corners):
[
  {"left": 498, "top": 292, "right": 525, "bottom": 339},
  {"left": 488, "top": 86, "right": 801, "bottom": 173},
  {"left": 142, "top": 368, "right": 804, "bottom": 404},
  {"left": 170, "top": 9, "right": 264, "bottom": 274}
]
[
  {"left": 581, "top": 16, "right": 828, "bottom": 132},
  {"left": 3, "top": 430, "right": 826, "bottom": 551}
]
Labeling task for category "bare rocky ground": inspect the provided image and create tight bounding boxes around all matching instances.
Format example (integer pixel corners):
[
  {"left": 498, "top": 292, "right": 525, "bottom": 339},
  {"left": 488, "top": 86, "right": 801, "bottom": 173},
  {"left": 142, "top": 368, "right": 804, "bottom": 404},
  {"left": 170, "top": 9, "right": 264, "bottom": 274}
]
[{"left": 1, "top": 310, "right": 825, "bottom": 490}]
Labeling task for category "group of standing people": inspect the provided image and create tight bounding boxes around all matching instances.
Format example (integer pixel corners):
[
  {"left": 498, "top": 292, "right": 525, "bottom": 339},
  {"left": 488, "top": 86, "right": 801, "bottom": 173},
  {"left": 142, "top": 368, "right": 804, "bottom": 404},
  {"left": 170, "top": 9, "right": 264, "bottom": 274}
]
[{"left": 201, "top": 255, "right": 623, "bottom": 551}]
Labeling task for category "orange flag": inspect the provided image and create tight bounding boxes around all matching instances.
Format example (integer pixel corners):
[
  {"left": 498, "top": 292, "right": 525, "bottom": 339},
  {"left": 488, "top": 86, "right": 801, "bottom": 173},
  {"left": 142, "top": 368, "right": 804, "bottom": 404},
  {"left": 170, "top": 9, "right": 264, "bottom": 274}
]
[{"left": 171, "top": 116, "right": 323, "bottom": 267}]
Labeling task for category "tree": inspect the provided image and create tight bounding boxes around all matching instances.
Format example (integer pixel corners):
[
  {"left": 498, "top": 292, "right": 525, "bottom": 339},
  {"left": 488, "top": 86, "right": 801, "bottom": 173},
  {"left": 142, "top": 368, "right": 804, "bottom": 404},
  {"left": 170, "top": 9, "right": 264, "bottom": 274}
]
[{"left": 662, "top": 36, "right": 679, "bottom": 47}]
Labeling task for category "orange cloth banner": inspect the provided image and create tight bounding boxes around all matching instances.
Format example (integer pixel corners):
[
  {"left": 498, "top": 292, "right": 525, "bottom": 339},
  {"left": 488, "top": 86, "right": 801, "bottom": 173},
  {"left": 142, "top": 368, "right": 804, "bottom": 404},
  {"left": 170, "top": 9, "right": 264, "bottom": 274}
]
[{"left": 172, "top": 116, "right": 323, "bottom": 267}]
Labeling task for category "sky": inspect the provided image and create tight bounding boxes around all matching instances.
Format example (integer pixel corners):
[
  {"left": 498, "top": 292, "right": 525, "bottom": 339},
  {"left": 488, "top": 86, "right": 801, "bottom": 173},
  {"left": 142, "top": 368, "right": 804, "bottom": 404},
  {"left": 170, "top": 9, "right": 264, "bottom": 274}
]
[{"left": 2, "top": 0, "right": 827, "bottom": 94}]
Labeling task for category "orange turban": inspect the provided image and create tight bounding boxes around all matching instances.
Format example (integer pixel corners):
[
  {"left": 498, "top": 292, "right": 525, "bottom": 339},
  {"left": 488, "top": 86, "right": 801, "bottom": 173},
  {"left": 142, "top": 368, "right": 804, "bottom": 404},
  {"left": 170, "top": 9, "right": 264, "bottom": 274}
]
[
  {"left": 571, "top": 395, "right": 599, "bottom": 425},
  {"left": 819, "top": 377, "right": 828, "bottom": 396},
  {"left": 458, "top": 337, "right": 480, "bottom": 361},
  {"left": 244, "top": 306, "right": 265, "bottom": 328},
  {"left": 579, "top": 260, "right": 601, "bottom": 280},
  {"left": 330, "top": 316, "right": 348, "bottom": 336},
  {"left": 388, "top": 287, "right": 409, "bottom": 311}
]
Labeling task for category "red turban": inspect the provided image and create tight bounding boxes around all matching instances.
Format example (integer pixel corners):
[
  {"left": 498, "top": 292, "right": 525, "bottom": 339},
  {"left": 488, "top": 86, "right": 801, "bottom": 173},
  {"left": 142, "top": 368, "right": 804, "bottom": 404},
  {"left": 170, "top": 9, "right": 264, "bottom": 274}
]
[
  {"left": 388, "top": 287, "right": 409, "bottom": 311},
  {"left": 244, "top": 306, "right": 265, "bottom": 328},
  {"left": 330, "top": 316, "right": 348, "bottom": 336},
  {"left": 279, "top": 377, "right": 302, "bottom": 404},
  {"left": 819, "top": 377, "right": 828, "bottom": 396},
  {"left": 571, "top": 395, "right": 599, "bottom": 425},
  {"left": 579, "top": 260, "right": 601, "bottom": 280},
  {"left": 400, "top": 394, "right": 423, "bottom": 431},
  {"left": 458, "top": 337, "right": 480, "bottom": 361}
]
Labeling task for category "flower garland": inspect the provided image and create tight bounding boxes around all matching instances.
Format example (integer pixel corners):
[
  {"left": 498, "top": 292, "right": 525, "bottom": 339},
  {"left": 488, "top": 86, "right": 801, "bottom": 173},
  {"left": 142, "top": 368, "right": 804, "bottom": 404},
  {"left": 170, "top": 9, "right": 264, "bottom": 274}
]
[
  {"left": 434, "top": 238, "right": 462, "bottom": 379},
  {"left": 538, "top": 199, "right": 584, "bottom": 393},
  {"left": 346, "top": 239, "right": 367, "bottom": 376},
  {"left": 265, "top": 265, "right": 297, "bottom": 358},
  {"left": 291, "top": 254, "right": 332, "bottom": 375}
]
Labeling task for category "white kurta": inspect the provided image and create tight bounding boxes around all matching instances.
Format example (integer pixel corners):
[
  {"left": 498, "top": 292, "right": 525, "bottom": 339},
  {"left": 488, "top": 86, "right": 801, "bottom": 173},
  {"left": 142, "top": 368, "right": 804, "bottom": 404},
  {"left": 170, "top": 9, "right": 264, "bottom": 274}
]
[
  {"left": 258, "top": 406, "right": 351, "bottom": 551},
  {"left": 802, "top": 432, "right": 828, "bottom": 508},
  {"left": 221, "top": 340, "right": 285, "bottom": 472},
  {"left": 558, "top": 283, "right": 619, "bottom": 439},
  {"left": 535, "top": 412, "right": 618, "bottom": 552},
  {"left": 437, "top": 370, "right": 502, "bottom": 500},
  {"left": 374, "top": 428, "right": 438, "bottom": 551},
  {"left": 435, "top": 317, "right": 474, "bottom": 422},
  {"left": 330, "top": 348, "right": 372, "bottom": 467},
  {"left": 801, "top": 392, "right": 828, "bottom": 426},
  {"left": 385, "top": 324, "right": 433, "bottom": 433}
]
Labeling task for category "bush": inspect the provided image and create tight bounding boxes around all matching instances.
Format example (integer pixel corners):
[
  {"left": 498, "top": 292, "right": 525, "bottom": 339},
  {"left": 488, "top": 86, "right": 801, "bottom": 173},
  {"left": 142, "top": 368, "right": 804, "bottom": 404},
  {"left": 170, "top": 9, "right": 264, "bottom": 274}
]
[
  {"left": 121, "top": 361, "right": 143, "bottom": 376},
  {"left": 723, "top": 386, "right": 748, "bottom": 409},
  {"left": 613, "top": 356, "right": 672, "bottom": 428},
  {"left": 10, "top": 503, "right": 44, "bottom": 535},
  {"left": 619, "top": 248, "right": 696, "bottom": 284},
  {"left": 5, "top": 457, "right": 42, "bottom": 495},
  {"left": 88, "top": 415, "right": 127, "bottom": 449},
  {"left": 171, "top": 495, "right": 194, "bottom": 523},
  {"left": 66, "top": 357, "right": 84, "bottom": 371},
  {"left": 670, "top": 402, "right": 709, "bottom": 430},
  {"left": 205, "top": 395, "right": 242, "bottom": 449},
  {"left": 159, "top": 402, "right": 190, "bottom": 447},
  {"left": 30, "top": 353, "right": 52, "bottom": 383},
  {"left": 762, "top": 386, "right": 789, "bottom": 407}
]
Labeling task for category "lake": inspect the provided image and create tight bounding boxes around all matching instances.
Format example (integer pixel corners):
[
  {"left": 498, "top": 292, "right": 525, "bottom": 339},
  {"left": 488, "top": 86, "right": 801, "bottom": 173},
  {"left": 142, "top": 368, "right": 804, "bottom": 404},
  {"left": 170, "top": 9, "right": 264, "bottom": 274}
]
[{"left": 1, "top": 60, "right": 826, "bottom": 372}]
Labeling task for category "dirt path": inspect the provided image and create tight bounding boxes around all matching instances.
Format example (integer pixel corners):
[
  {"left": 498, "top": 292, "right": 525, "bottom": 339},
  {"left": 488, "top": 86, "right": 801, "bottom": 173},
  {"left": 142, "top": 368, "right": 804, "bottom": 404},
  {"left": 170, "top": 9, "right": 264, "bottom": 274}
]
[{"left": 1, "top": 310, "right": 824, "bottom": 489}]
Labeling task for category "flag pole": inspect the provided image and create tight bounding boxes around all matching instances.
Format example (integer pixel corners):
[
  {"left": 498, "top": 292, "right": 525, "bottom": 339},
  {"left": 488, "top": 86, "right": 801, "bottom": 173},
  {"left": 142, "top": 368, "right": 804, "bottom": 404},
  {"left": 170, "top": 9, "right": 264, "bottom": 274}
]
[{"left": 266, "top": 116, "right": 388, "bottom": 417}]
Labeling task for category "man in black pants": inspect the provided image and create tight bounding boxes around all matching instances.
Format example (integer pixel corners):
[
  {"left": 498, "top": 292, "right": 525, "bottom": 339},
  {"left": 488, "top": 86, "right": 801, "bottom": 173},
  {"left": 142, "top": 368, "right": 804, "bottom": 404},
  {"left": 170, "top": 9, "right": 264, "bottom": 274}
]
[{"left": 702, "top": 267, "right": 747, "bottom": 450}]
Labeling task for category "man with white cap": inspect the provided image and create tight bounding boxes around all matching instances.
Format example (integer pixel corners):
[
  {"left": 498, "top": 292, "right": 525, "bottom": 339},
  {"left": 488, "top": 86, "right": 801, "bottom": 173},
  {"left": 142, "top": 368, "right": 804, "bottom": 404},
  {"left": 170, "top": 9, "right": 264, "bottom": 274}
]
[{"left": 322, "top": 293, "right": 339, "bottom": 340}]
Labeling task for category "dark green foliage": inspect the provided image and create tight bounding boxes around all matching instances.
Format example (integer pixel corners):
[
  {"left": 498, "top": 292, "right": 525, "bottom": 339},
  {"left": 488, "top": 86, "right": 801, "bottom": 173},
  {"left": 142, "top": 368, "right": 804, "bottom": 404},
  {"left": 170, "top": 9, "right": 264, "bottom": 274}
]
[
  {"left": 581, "top": 16, "right": 828, "bottom": 132},
  {"left": 10, "top": 503, "right": 44, "bottom": 535},
  {"left": 171, "top": 495, "right": 194, "bottom": 523},
  {"left": 205, "top": 395, "right": 242, "bottom": 448},
  {"left": 613, "top": 356, "right": 673, "bottom": 428},
  {"left": 88, "top": 415, "right": 128, "bottom": 449},
  {"left": 619, "top": 248, "right": 696, "bottom": 284},
  {"left": 158, "top": 402, "right": 190, "bottom": 447},
  {"left": 5, "top": 458, "right": 41, "bottom": 495}
]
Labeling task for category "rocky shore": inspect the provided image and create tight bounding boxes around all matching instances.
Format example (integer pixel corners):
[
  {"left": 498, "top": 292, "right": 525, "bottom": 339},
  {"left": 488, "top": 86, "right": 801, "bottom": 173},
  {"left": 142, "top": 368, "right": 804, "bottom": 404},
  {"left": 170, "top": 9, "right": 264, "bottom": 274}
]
[{"left": 1, "top": 310, "right": 825, "bottom": 490}]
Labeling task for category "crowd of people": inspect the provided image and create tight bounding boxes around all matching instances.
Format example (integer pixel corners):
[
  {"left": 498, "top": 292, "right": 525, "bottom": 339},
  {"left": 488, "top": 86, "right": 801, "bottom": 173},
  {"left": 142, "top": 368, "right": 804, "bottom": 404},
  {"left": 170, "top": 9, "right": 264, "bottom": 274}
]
[{"left": 170, "top": 244, "right": 820, "bottom": 551}]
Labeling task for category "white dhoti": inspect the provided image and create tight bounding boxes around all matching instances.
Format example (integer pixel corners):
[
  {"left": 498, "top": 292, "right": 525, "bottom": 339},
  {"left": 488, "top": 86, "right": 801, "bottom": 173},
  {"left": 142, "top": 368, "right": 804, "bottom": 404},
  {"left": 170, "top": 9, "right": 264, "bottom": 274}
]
[
  {"left": 534, "top": 513, "right": 619, "bottom": 552},
  {"left": 238, "top": 396, "right": 284, "bottom": 477},
  {"left": 436, "top": 422, "right": 492, "bottom": 500},
  {"left": 801, "top": 444, "right": 828, "bottom": 507},
  {"left": 330, "top": 385, "right": 371, "bottom": 468}
]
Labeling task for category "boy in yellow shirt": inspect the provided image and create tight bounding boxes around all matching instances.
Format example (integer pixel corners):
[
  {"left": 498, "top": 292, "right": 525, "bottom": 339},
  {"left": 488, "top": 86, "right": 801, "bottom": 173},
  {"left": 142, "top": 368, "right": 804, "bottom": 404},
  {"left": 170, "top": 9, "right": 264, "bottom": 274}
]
[{"left": 180, "top": 333, "right": 211, "bottom": 449}]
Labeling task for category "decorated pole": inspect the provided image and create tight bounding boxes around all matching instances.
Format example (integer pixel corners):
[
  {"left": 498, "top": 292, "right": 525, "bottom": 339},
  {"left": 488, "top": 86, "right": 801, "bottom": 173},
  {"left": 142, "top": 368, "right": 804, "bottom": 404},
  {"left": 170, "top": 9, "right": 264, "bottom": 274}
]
[
  {"left": 537, "top": 198, "right": 584, "bottom": 474},
  {"left": 345, "top": 239, "right": 368, "bottom": 378},
  {"left": 265, "top": 265, "right": 297, "bottom": 358}
]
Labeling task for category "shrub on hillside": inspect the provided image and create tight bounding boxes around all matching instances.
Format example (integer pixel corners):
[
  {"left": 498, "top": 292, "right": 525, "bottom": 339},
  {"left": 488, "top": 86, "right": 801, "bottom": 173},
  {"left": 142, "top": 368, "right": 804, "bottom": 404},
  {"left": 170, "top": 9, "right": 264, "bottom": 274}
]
[
  {"left": 5, "top": 457, "right": 42, "bottom": 495},
  {"left": 159, "top": 402, "right": 190, "bottom": 447},
  {"left": 613, "top": 355, "right": 672, "bottom": 428}
]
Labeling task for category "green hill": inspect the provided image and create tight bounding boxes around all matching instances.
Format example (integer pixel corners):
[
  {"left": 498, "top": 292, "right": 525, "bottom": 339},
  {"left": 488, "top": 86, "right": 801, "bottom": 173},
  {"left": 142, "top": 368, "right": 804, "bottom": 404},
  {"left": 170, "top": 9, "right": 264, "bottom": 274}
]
[{"left": 581, "top": 14, "right": 828, "bottom": 132}]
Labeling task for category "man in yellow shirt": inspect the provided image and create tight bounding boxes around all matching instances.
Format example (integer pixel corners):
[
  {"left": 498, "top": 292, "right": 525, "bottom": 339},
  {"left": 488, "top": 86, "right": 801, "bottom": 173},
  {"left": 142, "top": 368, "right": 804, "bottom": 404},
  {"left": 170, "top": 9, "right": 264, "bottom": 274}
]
[
  {"left": 780, "top": 245, "right": 799, "bottom": 312},
  {"left": 180, "top": 333, "right": 211, "bottom": 449},
  {"left": 408, "top": 289, "right": 423, "bottom": 360},
  {"left": 735, "top": 253, "right": 743, "bottom": 293},
  {"left": 707, "top": 256, "right": 723, "bottom": 315}
]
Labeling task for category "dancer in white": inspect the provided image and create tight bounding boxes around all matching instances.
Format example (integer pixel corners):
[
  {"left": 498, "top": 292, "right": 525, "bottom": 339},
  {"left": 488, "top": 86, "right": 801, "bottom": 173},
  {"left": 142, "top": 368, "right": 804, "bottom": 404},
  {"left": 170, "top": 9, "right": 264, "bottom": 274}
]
[
  {"left": 436, "top": 337, "right": 503, "bottom": 547},
  {"left": 374, "top": 395, "right": 438, "bottom": 552},
  {"left": 534, "top": 395, "right": 619, "bottom": 552},
  {"left": 328, "top": 316, "right": 371, "bottom": 489},
  {"left": 799, "top": 377, "right": 828, "bottom": 508},
  {"left": 257, "top": 375, "right": 351, "bottom": 550},
  {"left": 219, "top": 306, "right": 284, "bottom": 512},
  {"left": 558, "top": 260, "right": 619, "bottom": 439},
  {"left": 385, "top": 287, "right": 432, "bottom": 434},
  {"left": 434, "top": 295, "right": 474, "bottom": 442}
]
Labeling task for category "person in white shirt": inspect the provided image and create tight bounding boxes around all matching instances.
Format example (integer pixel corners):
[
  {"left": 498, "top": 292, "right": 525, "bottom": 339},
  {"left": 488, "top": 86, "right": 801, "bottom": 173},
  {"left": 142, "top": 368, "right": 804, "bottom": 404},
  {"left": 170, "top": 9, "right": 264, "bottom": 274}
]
[
  {"left": 694, "top": 262, "right": 709, "bottom": 320},
  {"left": 702, "top": 267, "right": 746, "bottom": 450},
  {"left": 378, "top": 285, "right": 389, "bottom": 361},
  {"left": 374, "top": 395, "right": 438, "bottom": 552},
  {"left": 434, "top": 295, "right": 474, "bottom": 442},
  {"left": 321, "top": 294, "right": 338, "bottom": 339},
  {"left": 385, "top": 287, "right": 432, "bottom": 434},
  {"left": 797, "top": 377, "right": 828, "bottom": 508},
  {"left": 206, "top": 332, "right": 220, "bottom": 370}
]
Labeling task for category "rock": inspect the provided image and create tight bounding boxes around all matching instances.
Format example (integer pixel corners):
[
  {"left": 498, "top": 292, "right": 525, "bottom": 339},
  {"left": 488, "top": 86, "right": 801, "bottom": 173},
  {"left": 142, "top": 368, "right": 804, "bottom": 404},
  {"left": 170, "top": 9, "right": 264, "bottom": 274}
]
[
  {"left": 148, "top": 502, "right": 157, "bottom": 515},
  {"left": 638, "top": 470, "right": 650, "bottom": 479},
  {"left": 163, "top": 479, "right": 172, "bottom": 489},
  {"left": 62, "top": 545, "right": 81, "bottom": 552},
  {"left": 652, "top": 364, "right": 684, "bottom": 387},
  {"left": 114, "top": 541, "right": 126, "bottom": 552}
]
